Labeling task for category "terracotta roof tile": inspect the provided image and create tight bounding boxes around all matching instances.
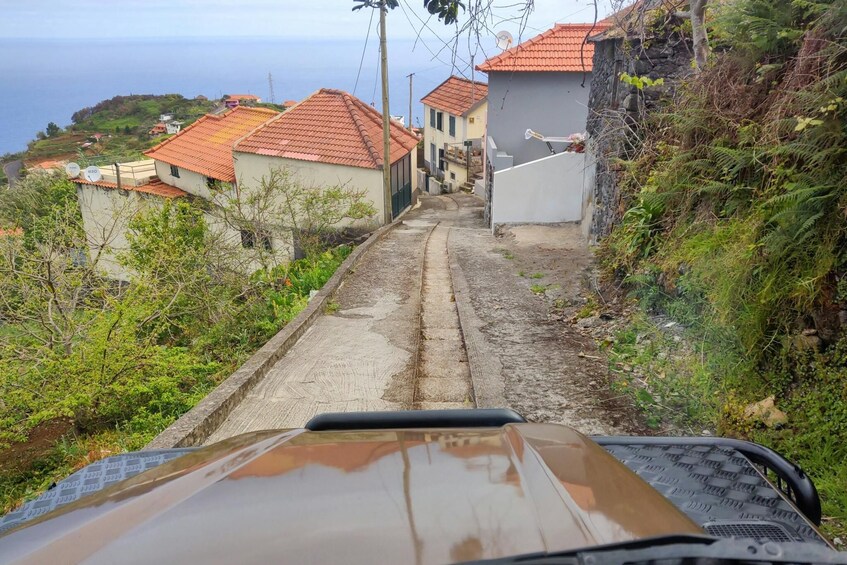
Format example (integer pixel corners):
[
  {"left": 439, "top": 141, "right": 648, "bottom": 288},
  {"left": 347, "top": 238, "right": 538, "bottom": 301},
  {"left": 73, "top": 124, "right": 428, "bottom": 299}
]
[
  {"left": 226, "top": 94, "right": 261, "bottom": 101},
  {"left": 144, "top": 107, "right": 279, "bottom": 181},
  {"left": 74, "top": 177, "right": 187, "bottom": 199},
  {"left": 234, "top": 89, "right": 419, "bottom": 170},
  {"left": 420, "top": 76, "right": 488, "bottom": 116},
  {"left": 476, "top": 23, "right": 610, "bottom": 73}
]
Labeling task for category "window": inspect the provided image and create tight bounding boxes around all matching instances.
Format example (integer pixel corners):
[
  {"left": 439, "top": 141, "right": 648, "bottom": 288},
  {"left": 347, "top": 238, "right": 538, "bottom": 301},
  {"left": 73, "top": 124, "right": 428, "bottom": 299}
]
[
  {"left": 436, "top": 112, "right": 443, "bottom": 132},
  {"left": 448, "top": 115, "right": 456, "bottom": 137},
  {"left": 240, "top": 229, "right": 272, "bottom": 251},
  {"left": 206, "top": 176, "right": 221, "bottom": 190},
  {"left": 450, "top": 172, "right": 456, "bottom": 180},
  {"left": 429, "top": 108, "right": 435, "bottom": 128},
  {"left": 169, "top": 164, "right": 180, "bottom": 178},
  {"left": 469, "top": 117, "right": 475, "bottom": 124},
  {"left": 438, "top": 148, "right": 445, "bottom": 171},
  {"left": 430, "top": 143, "right": 436, "bottom": 167}
]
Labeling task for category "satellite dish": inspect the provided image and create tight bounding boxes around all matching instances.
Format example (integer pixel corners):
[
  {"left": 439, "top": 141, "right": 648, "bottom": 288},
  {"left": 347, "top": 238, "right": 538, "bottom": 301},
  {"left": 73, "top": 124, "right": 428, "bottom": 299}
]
[
  {"left": 65, "top": 162, "right": 81, "bottom": 178},
  {"left": 495, "top": 30, "right": 514, "bottom": 50},
  {"left": 83, "top": 166, "right": 102, "bottom": 183}
]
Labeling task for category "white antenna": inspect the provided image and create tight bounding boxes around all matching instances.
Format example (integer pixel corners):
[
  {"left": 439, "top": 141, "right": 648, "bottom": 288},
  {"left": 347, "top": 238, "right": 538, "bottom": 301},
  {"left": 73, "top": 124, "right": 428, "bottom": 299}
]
[
  {"left": 495, "top": 30, "right": 514, "bottom": 51},
  {"left": 65, "top": 162, "right": 81, "bottom": 178},
  {"left": 83, "top": 166, "right": 102, "bottom": 183}
]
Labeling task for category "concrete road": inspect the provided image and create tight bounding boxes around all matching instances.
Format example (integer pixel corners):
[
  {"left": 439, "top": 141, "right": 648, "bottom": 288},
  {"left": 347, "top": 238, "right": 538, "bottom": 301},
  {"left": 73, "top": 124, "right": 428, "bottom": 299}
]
[
  {"left": 207, "top": 193, "right": 639, "bottom": 443},
  {"left": 207, "top": 196, "right": 469, "bottom": 442}
]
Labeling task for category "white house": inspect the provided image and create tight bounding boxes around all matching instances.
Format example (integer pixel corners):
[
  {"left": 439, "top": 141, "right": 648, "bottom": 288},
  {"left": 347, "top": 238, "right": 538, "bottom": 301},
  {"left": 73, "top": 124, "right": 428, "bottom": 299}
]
[
  {"left": 420, "top": 76, "right": 487, "bottom": 193},
  {"left": 165, "top": 121, "right": 182, "bottom": 135},
  {"left": 232, "top": 88, "right": 420, "bottom": 224},
  {"left": 71, "top": 106, "right": 293, "bottom": 281},
  {"left": 476, "top": 23, "right": 608, "bottom": 229}
]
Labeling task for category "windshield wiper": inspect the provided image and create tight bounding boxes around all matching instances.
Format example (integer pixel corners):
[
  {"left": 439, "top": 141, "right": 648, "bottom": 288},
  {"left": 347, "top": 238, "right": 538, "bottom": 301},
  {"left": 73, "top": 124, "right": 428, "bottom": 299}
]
[{"left": 466, "top": 534, "right": 847, "bottom": 565}]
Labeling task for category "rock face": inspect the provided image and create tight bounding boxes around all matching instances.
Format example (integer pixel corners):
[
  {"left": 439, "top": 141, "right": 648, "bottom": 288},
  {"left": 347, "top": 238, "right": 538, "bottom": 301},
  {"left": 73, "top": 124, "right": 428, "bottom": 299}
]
[{"left": 585, "top": 13, "right": 693, "bottom": 242}]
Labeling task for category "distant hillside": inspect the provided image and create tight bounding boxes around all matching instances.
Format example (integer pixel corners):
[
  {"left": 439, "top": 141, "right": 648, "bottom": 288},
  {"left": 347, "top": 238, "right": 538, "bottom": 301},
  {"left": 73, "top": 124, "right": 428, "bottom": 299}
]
[
  {"left": 70, "top": 94, "right": 216, "bottom": 134},
  {"left": 5, "top": 94, "right": 219, "bottom": 173}
]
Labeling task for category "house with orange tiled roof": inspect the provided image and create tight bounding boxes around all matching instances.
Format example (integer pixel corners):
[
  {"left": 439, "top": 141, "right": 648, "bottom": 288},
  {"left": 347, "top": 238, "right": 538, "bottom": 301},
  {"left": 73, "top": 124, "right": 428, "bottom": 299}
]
[
  {"left": 476, "top": 22, "right": 609, "bottom": 230},
  {"left": 477, "top": 23, "right": 608, "bottom": 169},
  {"left": 224, "top": 94, "right": 262, "bottom": 109},
  {"left": 145, "top": 106, "right": 280, "bottom": 200},
  {"left": 420, "top": 76, "right": 487, "bottom": 193},
  {"left": 233, "top": 88, "right": 420, "bottom": 223},
  {"left": 72, "top": 104, "right": 292, "bottom": 281}
]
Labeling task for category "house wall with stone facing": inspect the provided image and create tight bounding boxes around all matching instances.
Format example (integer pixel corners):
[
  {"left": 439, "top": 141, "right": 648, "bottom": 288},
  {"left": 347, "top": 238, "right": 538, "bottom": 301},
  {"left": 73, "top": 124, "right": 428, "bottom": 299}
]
[{"left": 586, "top": 27, "right": 693, "bottom": 242}]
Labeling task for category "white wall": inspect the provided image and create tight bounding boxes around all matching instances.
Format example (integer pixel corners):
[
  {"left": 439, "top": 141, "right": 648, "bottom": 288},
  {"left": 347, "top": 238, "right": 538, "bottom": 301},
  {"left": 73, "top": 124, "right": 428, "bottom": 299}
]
[
  {"left": 77, "top": 185, "right": 159, "bottom": 281},
  {"left": 77, "top": 185, "right": 295, "bottom": 282},
  {"left": 153, "top": 160, "right": 214, "bottom": 200},
  {"left": 486, "top": 71, "right": 591, "bottom": 167},
  {"left": 233, "top": 151, "right": 385, "bottom": 227},
  {"left": 491, "top": 152, "right": 587, "bottom": 227}
]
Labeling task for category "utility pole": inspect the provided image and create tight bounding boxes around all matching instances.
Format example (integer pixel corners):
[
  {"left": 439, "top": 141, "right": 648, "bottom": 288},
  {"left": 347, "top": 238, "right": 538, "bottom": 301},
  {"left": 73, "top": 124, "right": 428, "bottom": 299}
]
[
  {"left": 406, "top": 72, "right": 414, "bottom": 131},
  {"left": 379, "top": 0, "right": 392, "bottom": 224}
]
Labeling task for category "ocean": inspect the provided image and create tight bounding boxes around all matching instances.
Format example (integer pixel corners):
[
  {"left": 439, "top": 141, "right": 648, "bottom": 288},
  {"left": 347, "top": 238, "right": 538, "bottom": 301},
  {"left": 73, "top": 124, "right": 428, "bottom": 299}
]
[{"left": 0, "top": 37, "right": 465, "bottom": 156}]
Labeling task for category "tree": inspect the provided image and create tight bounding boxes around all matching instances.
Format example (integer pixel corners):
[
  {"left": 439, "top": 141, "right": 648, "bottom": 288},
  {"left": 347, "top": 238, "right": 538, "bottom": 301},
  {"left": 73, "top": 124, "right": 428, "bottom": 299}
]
[
  {"left": 215, "top": 167, "right": 376, "bottom": 264},
  {"left": 46, "top": 122, "right": 60, "bottom": 137}
]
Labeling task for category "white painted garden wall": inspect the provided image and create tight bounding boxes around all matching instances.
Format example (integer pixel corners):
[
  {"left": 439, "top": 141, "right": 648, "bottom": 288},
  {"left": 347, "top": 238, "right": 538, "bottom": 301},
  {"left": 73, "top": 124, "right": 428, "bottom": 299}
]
[{"left": 490, "top": 151, "right": 587, "bottom": 228}]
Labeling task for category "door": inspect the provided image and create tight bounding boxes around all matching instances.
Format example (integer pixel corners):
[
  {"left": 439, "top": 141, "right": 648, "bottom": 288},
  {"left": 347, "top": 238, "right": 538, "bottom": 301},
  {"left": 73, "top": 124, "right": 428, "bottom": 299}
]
[{"left": 391, "top": 154, "right": 412, "bottom": 219}]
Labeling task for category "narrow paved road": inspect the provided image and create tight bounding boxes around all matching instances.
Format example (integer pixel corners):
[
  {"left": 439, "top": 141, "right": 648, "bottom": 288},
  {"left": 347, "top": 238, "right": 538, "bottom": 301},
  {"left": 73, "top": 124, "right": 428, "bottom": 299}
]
[
  {"left": 207, "top": 197, "right": 467, "bottom": 442},
  {"left": 207, "top": 194, "right": 641, "bottom": 444}
]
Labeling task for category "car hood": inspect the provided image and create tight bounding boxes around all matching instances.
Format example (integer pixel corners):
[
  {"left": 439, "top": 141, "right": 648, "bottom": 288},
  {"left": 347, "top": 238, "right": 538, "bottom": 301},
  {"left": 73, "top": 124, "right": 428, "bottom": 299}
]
[{"left": 0, "top": 423, "right": 701, "bottom": 564}]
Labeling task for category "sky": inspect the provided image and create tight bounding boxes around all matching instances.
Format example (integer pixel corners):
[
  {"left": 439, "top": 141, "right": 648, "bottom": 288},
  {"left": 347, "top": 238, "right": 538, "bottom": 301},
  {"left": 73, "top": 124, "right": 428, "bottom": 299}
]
[{"left": 1, "top": 1, "right": 614, "bottom": 42}]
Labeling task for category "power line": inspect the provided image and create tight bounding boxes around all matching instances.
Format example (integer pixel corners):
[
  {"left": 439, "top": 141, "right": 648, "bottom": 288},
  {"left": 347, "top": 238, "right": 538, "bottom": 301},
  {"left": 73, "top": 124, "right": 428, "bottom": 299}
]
[
  {"left": 354, "top": 6, "right": 376, "bottom": 96},
  {"left": 397, "top": 0, "right": 472, "bottom": 77}
]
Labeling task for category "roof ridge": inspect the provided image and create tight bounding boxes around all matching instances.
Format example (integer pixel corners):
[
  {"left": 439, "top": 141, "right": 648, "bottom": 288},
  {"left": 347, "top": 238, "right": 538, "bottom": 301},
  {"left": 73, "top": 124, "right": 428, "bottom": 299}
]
[
  {"left": 350, "top": 94, "right": 419, "bottom": 160},
  {"left": 342, "top": 92, "right": 383, "bottom": 168},
  {"left": 236, "top": 106, "right": 281, "bottom": 116}
]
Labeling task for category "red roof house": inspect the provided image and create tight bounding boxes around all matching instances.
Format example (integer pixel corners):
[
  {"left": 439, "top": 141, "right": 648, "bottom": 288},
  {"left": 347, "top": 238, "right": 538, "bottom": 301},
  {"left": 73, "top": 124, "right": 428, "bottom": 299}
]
[
  {"left": 421, "top": 76, "right": 488, "bottom": 118},
  {"left": 234, "top": 88, "right": 420, "bottom": 221},
  {"left": 477, "top": 23, "right": 610, "bottom": 167}
]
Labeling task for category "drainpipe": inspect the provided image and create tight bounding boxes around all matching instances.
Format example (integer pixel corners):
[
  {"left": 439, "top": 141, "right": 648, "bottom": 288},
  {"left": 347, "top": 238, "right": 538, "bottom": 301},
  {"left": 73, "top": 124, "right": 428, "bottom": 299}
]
[{"left": 114, "top": 162, "right": 121, "bottom": 191}]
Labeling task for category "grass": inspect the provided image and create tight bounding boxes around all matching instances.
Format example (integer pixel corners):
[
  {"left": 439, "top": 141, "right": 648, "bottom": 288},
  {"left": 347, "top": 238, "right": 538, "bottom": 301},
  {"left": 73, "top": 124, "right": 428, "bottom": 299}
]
[
  {"left": 494, "top": 248, "right": 514, "bottom": 260},
  {"left": 530, "top": 284, "right": 547, "bottom": 295},
  {"left": 603, "top": 308, "right": 847, "bottom": 541},
  {"left": 530, "top": 272, "right": 545, "bottom": 279}
]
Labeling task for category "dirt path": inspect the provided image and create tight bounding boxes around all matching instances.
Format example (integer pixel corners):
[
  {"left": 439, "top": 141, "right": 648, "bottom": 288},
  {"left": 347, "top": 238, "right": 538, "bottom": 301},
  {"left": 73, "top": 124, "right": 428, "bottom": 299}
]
[
  {"left": 446, "top": 193, "right": 644, "bottom": 435},
  {"left": 207, "top": 194, "right": 641, "bottom": 443}
]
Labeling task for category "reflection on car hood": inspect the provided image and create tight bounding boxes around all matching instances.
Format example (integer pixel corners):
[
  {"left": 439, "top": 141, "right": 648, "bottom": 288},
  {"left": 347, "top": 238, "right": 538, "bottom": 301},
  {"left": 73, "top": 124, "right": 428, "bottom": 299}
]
[{"left": 0, "top": 423, "right": 701, "bottom": 564}]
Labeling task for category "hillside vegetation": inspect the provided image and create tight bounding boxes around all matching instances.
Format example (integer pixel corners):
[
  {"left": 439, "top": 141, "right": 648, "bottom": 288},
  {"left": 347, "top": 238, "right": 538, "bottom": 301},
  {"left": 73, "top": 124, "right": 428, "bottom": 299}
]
[
  {"left": 601, "top": 0, "right": 847, "bottom": 538},
  {"left": 2, "top": 94, "right": 217, "bottom": 169},
  {"left": 0, "top": 170, "right": 365, "bottom": 513},
  {"left": 70, "top": 94, "right": 215, "bottom": 133}
]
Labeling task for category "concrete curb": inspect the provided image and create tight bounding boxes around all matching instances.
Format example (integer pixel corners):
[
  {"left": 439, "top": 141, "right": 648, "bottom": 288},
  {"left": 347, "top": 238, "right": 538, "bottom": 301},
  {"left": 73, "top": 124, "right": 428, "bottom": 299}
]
[
  {"left": 144, "top": 219, "right": 402, "bottom": 449},
  {"left": 446, "top": 222, "right": 506, "bottom": 409}
]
